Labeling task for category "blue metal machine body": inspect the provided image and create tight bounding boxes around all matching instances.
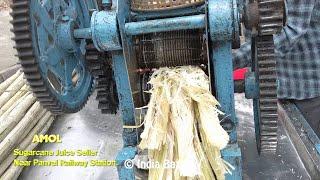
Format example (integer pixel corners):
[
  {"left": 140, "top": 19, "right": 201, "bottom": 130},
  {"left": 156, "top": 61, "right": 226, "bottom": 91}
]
[
  {"left": 21, "top": 0, "right": 320, "bottom": 178},
  {"left": 91, "top": 11, "right": 122, "bottom": 51},
  {"left": 244, "top": 72, "right": 259, "bottom": 99},
  {"left": 74, "top": 0, "right": 243, "bottom": 178}
]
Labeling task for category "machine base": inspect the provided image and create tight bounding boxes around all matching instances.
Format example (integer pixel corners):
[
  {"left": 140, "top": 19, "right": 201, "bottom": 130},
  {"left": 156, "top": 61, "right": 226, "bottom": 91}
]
[
  {"left": 278, "top": 101, "right": 320, "bottom": 178},
  {"left": 116, "top": 147, "right": 137, "bottom": 180},
  {"left": 222, "top": 144, "right": 242, "bottom": 180},
  {"left": 115, "top": 144, "right": 242, "bottom": 180}
]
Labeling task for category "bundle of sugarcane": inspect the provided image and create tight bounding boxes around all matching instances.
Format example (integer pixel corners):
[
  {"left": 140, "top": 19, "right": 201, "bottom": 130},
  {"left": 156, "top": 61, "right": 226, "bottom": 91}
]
[
  {"left": 139, "top": 66, "right": 233, "bottom": 180},
  {"left": 0, "top": 70, "right": 55, "bottom": 180}
]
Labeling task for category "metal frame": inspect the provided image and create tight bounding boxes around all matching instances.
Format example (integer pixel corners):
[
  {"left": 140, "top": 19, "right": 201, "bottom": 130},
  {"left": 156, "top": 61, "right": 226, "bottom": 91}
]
[
  {"left": 15, "top": 0, "right": 290, "bottom": 178},
  {"left": 278, "top": 101, "right": 320, "bottom": 178},
  {"left": 71, "top": 0, "right": 243, "bottom": 178}
]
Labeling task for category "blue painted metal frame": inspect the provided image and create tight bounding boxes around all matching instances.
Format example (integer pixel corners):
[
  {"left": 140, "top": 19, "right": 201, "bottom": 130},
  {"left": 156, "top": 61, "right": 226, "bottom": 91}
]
[
  {"left": 245, "top": 72, "right": 259, "bottom": 99},
  {"left": 115, "top": 0, "right": 139, "bottom": 148},
  {"left": 221, "top": 144, "right": 242, "bottom": 180},
  {"left": 208, "top": 0, "right": 237, "bottom": 126},
  {"left": 208, "top": 0, "right": 237, "bottom": 139},
  {"left": 210, "top": 41, "right": 242, "bottom": 180},
  {"left": 116, "top": 147, "right": 137, "bottom": 180},
  {"left": 114, "top": 0, "right": 139, "bottom": 179},
  {"left": 208, "top": 0, "right": 242, "bottom": 179},
  {"left": 208, "top": 0, "right": 234, "bottom": 41},
  {"left": 112, "top": 0, "right": 242, "bottom": 179},
  {"left": 91, "top": 11, "right": 122, "bottom": 51},
  {"left": 210, "top": 41, "right": 236, "bottom": 131},
  {"left": 112, "top": 51, "right": 137, "bottom": 147},
  {"left": 29, "top": 0, "right": 243, "bottom": 178}
]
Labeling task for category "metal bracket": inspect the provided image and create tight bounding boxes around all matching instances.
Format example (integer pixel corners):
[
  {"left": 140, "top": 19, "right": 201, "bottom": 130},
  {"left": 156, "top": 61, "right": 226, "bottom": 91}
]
[
  {"left": 208, "top": 0, "right": 237, "bottom": 41},
  {"left": 91, "top": 11, "right": 122, "bottom": 51},
  {"left": 245, "top": 71, "right": 259, "bottom": 99}
]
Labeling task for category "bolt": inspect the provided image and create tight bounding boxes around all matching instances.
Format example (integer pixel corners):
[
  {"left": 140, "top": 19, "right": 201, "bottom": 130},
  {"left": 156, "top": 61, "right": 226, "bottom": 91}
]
[
  {"left": 62, "top": 15, "right": 70, "bottom": 22},
  {"left": 102, "top": 0, "right": 112, "bottom": 10}
]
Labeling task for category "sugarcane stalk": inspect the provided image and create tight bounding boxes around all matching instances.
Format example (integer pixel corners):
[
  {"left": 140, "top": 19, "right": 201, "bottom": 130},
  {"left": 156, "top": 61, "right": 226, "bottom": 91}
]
[
  {"left": 0, "top": 115, "right": 54, "bottom": 180},
  {"left": 0, "top": 102, "right": 45, "bottom": 162},
  {"left": 0, "top": 84, "right": 28, "bottom": 116},
  {"left": 0, "top": 93, "right": 36, "bottom": 141},
  {"left": 0, "top": 73, "right": 24, "bottom": 109},
  {"left": 0, "top": 71, "right": 21, "bottom": 96},
  {"left": 0, "top": 92, "right": 29, "bottom": 119},
  {"left": 0, "top": 110, "right": 49, "bottom": 175}
]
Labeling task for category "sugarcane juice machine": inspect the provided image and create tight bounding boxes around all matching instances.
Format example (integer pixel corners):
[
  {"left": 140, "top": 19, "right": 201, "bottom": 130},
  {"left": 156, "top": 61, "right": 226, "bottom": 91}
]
[{"left": 10, "top": 0, "right": 284, "bottom": 179}]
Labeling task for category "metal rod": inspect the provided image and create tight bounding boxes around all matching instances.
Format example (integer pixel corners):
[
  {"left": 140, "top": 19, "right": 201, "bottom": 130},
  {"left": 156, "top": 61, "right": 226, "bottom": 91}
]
[
  {"left": 74, "top": 28, "right": 92, "bottom": 39},
  {"left": 125, "top": 14, "right": 206, "bottom": 36}
]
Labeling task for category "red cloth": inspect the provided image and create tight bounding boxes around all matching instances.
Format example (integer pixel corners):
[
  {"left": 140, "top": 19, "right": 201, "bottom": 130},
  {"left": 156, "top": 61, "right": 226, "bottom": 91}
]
[{"left": 233, "top": 68, "right": 247, "bottom": 80}]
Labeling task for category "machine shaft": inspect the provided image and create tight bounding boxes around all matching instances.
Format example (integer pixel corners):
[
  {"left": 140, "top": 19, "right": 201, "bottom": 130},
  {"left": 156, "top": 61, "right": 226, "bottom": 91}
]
[{"left": 125, "top": 14, "right": 205, "bottom": 36}]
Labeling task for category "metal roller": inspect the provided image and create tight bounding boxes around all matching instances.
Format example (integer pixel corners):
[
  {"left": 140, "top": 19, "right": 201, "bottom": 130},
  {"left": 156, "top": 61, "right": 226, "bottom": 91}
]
[{"left": 134, "top": 30, "right": 207, "bottom": 69}]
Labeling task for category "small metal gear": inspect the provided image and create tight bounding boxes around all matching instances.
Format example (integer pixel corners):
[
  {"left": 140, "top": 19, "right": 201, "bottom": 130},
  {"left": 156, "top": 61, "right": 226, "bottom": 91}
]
[{"left": 86, "top": 43, "right": 119, "bottom": 114}]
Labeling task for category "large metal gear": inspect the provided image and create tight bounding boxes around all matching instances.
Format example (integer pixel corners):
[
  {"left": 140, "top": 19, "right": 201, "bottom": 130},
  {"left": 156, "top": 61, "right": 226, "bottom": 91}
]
[
  {"left": 86, "top": 43, "right": 119, "bottom": 114},
  {"left": 255, "top": 0, "right": 283, "bottom": 154},
  {"left": 244, "top": 0, "right": 284, "bottom": 153},
  {"left": 10, "top": 0, "right": 95, "bottom": 114},
  {"left": 254, "top": 35, "right": 278, "bottom": 153}
]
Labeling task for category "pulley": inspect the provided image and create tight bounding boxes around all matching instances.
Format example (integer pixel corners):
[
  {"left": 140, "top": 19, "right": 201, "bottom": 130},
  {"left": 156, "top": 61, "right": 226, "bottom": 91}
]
[{"left": 11, "top": 0, "right": 96, "bottom": 114}]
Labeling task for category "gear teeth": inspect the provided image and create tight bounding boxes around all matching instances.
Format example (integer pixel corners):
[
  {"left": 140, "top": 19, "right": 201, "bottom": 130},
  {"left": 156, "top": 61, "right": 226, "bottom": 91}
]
[
  {"left": 27, "top": 79, "right": 44, "bottom": 86},
  {"left": 11, "top": 0, "right": 94, "bottom": 114},
  {"left": 21, "top": 65, "right": 38, "bottom": 73},
  {"left": 86, "top": 42, "right": 119, "bottom": 114},
  {"left": 14, "top": 42, "right": 32, "bottom": 49},
  {"left": 258, "top": 0, "right": 284, "bottom": 35},
  {"left": 256, "top": 35, "right": 278, "bottom": 154},
  {"left": 101, "top": 109, "right": 116, "bottom": 114},
  {"left": 10, "top": 17, "right": 29, "bottom": 24},
  {"left": 10, "top": 25, "right": 30, "bottom": 32},
  {"left": 12, "top": 34, "right": 32, "bottom": 41},
  {"left": 24, "top": 73, "right": 41, "bottom": 80},
  {"left": 34, "top": 92, "right": 50, "bottom": 97},
  {"left": 17, "top": 50, "right": 34, "bottom": 57},
  {"left": 10, "top": 9, "right": 29, "bottom": 17}
]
